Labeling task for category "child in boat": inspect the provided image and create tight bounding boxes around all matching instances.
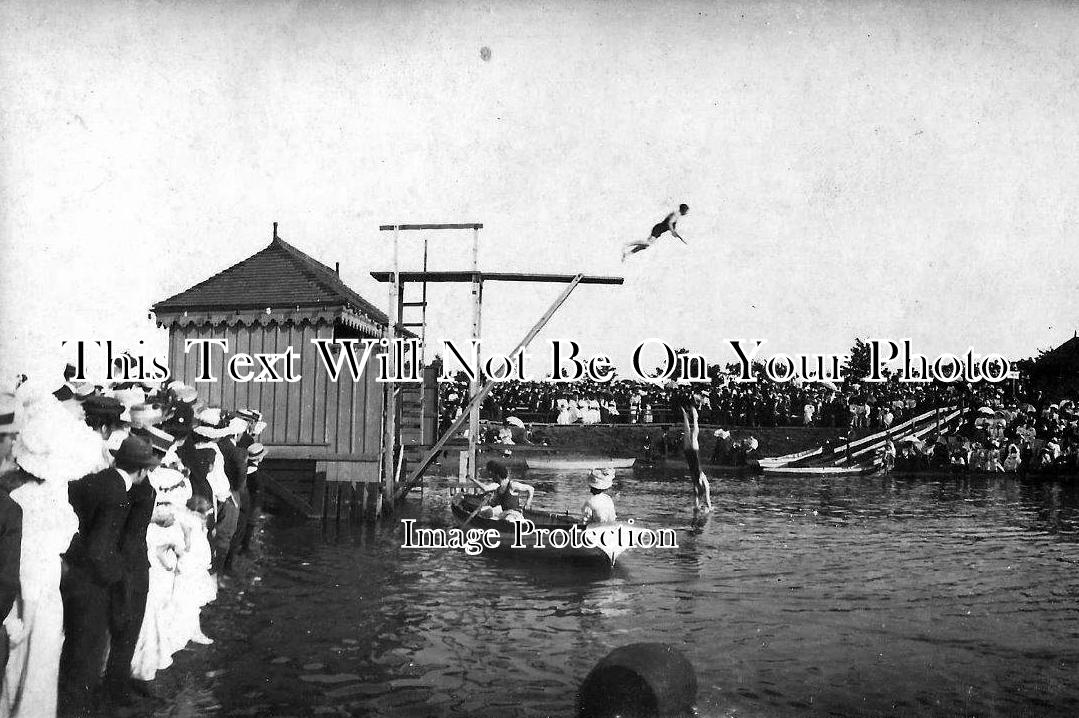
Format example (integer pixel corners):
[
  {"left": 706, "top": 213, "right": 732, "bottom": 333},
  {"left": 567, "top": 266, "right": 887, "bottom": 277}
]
[
  {"left": 477, "top": 460, "right": 534, "bottom": 521},
  {"left": 678, "top": 394, "right": 713, "bottom": 512},
  {"left": 581, "top": 468, "right": 617, "bottom": 524}
]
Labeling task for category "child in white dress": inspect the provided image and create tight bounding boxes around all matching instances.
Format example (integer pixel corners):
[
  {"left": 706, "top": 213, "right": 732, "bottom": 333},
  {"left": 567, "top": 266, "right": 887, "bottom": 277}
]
[
  {"left": 168, "top": 495, "right": 217, "bottom": 650},
  {"left": 130, "top": 504, "right": 187, "bottom": 681}
]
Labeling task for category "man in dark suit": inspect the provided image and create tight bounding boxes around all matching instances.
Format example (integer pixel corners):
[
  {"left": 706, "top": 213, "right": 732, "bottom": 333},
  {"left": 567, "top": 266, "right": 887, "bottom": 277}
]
[
  {"left": 216, "top": 416, "right": 248, "bottom": 575},
  {"left": 60, "top": 434, "right": 159, "bottom": 707},
  {"left": 104, "top": 435, "right": 162, "bottom": 702},
  {"left": 0, "top": 483, "right": 21, "bottom": 675}
]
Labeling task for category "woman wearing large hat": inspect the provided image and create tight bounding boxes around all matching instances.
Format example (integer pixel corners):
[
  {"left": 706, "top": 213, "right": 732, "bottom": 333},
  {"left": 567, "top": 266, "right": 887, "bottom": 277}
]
[{"left": 1, "top": 391, "right": 101, "bottom": 718}]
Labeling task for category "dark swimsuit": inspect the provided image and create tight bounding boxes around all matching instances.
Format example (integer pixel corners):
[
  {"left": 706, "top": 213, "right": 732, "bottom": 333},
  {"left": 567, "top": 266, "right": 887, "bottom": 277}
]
[
  {"left": 496, "top": 483, "right": 520, "bottom": 511},
  {"left": 650, "top": 213, "right": 676, "bottom": 238}
]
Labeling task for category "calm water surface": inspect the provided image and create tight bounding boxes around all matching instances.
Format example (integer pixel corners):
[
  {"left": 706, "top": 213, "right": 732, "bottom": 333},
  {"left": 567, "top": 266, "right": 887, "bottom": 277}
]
[{"left": 222, "top": 468, "right": 1079, "bottom": 717}]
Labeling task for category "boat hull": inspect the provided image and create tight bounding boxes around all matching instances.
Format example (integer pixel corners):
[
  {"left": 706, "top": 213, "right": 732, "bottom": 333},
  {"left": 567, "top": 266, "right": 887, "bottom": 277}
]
[
  {"left": 450, "top": 495, "right": 639, "bottom": 565},
  {"left": 524, "top": 457, "right": 637, "bottom": 470},
  {"left": 762, "top": 464, "right": 879, "bottom": 477}
]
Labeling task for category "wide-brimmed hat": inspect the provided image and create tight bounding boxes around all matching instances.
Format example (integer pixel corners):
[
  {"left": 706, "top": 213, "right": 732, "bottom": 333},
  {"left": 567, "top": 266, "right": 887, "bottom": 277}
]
[
  {"left": 129, "top": 403, "right": 164, "bottom": 427},
  {"left": 588, "top": 467, "right": 614, "bottom": 490},
  {"left": 247, "top": 442, "right": 267, "bottom": 461},
  {"left": 149, "top": 466, "right": 192, "bottom": 505},
  {"left": 12, "top": 393, "right": 107, "bottom": 482},
  {"left": 235, "top": 409, "right": 262, "bottom": 423},
  {"left": 171, "top": 383, "right": 198, "bottom": 404},
  {"left": 110, "top": 434, "right": 161, "bottom": 469},
  {"left": 81, "top": 395, "right": 125, "bottom": 423},
  {"left": 130, "top": 425, "right": 176, "bottom": 457},
  {"left": 227, "top": 416, "right": 248, "bottom": 436},
  {"left": 194, "top": 408, "right": 229, "bottom": 439}
]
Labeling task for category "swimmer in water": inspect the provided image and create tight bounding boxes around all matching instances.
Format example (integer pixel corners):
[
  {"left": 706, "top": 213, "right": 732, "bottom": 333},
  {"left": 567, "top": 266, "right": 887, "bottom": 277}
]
[
  {"left": 678, "top": 392, "right": 713, "bottom": 512},
  {"left": 622, "top": 204, "right": 689, "bottom": 262}
]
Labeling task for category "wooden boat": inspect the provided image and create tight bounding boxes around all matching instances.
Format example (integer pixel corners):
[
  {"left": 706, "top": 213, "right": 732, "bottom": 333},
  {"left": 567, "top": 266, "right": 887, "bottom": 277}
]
[
  {"left": 525, "top": 456, "right": 637, "bottom": 470},
  {"left": 758, "top": 446, "right": 821, "bottom": 469},
  {"left": 449, "top": 494, "right": 647, "bottom": 566},
  {"left": 762, "top": 461, "right": 880, "bottom": 477}
]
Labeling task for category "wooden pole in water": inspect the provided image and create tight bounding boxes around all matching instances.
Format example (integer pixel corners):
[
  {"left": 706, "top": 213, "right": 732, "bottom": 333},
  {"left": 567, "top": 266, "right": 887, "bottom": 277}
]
[
  {"left": 468, "top": 227, "right": 482, "bottom": 487},
  {"left": 381, "top": 225, "right": 401, "bottom": 515}
]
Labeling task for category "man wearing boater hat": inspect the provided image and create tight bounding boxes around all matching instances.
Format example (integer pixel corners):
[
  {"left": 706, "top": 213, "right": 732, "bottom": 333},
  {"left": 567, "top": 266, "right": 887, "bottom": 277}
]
[
  {"left": 60, "top": 434, "right": 160, "bottom": 708},
  {"left": 105, "top": 432, "right": 167, "bottom": 702}
]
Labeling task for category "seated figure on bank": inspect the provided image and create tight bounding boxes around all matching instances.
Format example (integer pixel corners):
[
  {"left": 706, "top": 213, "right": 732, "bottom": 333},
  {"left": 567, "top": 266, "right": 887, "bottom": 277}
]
[{"left": 477, "top": 460, "right": 534, "bottom": 522}]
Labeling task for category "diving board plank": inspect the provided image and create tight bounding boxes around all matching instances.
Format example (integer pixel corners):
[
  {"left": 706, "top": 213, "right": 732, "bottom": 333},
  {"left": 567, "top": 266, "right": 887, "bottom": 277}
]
[
  {"left": 379, "top": 223, "right": 483, "bottom": 231},
  {"left": 371, "top": 271, "right": 623, "bottom": 285}
]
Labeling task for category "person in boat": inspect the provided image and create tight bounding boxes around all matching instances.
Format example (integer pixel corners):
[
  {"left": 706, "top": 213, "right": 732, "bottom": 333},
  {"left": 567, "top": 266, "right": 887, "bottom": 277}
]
[
  {"left": 621, "top": 204, "right": 689, "bottom": 262},
  {"left": 678, "top": 394, "right": 713, "bottom": 512},
  {"left": 477, "top": 460, "right": 534, "bottom": 521},
  {"left": 581, "top": 468, "right": 617, "bottom": 524}
]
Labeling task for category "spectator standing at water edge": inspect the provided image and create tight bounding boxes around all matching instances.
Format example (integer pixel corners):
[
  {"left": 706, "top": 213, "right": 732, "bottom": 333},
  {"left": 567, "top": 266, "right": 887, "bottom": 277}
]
[
  {"left": 622, "top": 204, "right": 689, "bottom": 261},
  {"left": 103, "top": 436, "right": 161, "bottom": 704},
  {"left": 0, "top": 395, "right": 21, "bottom": 675},
  {"left": 61, "top": 437, "right": 140, "bottom": 706}
]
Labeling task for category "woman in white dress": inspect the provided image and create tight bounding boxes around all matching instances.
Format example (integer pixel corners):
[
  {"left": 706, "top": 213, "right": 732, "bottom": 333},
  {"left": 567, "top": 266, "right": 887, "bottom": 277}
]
[
  {"left": 168, "top": 495, "right": 216, "bottom": 651},
  {"left": 1, "top": 392, "right": 101, "bottom": 718},
  {"left": 131, "top": 466, "right": 190, "bottom": 681}
]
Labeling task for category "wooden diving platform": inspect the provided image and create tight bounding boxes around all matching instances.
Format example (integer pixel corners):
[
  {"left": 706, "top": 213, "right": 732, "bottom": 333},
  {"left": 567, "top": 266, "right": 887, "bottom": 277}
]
[
  {"left": 371, "top": 271, "right": 624, "bottom": 285},
  {"left": 379, "top": 223, "right": 483, "bottom": 231}
]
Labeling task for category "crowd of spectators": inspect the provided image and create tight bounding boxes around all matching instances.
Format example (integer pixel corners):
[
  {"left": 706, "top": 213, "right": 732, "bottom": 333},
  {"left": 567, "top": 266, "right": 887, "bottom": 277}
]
[
  {"left": 439, "top": 372, "right": 1079, "bottom": 475},
  {"left": 438, "top": 371, "right": 1022, "bottom": 431},
  {"left": 883, "top": 396, "right": 1079, "bottom": 475},
  {"left": 0, "top": 364, "right": 268, "bottom": 717}
]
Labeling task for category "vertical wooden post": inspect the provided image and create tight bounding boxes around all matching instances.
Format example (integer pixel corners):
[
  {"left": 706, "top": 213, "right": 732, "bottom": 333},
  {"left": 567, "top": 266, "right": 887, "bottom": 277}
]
[
  {"left": 382, "top": 225, "right": 400, "bottom": 514},
  {"left": 468, "top": 226, "right": 482, "bottom": 486}
]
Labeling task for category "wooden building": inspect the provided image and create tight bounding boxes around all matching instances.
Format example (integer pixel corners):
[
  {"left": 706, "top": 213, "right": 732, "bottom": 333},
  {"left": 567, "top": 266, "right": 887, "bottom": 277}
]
[
  {"left": 151, "top": 224, "right": 391, "bottom": 514},
  {"left": 1029, "top": 334, "right": 1079, "bottom": 399}
]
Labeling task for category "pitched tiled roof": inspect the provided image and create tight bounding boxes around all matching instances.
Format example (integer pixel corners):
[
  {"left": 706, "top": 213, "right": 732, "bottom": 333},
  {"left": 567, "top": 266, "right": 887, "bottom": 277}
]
[{"left": 152, "top": 234, "right": 388, "bottom": 326}]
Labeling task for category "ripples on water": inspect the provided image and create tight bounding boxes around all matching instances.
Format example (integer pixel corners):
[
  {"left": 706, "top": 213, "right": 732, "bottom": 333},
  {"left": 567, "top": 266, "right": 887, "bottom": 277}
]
[{"left": 224, "top": 470, "right": 1079, "bottom": 717}]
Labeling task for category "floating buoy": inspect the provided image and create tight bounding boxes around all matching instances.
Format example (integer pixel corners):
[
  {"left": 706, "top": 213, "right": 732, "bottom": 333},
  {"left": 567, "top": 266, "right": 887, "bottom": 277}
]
[{"left": 577, "top": 643, "right": 697, "bottom": 717}]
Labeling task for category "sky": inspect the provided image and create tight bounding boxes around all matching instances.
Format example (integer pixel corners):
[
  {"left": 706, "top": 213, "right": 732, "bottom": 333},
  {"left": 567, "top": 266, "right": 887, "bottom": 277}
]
[{"left": 1, "top": 0, "right": 1077, "bottom": 383}]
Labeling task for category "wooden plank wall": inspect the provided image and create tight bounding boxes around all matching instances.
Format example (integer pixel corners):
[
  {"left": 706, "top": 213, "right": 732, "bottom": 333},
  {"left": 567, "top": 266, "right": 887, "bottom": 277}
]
[{"left": 166, "top": 319, "right": 384, "bottom": 461}]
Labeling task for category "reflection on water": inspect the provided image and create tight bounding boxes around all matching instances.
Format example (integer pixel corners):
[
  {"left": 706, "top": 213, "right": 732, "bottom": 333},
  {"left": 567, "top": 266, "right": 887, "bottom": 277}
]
[{"left": 222, "top": 469, "right": 1079, "bottom": 717}]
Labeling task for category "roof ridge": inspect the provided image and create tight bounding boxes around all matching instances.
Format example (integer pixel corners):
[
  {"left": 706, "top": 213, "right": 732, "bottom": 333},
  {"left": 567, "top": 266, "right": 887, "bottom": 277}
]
[
  {"left": 151, "top": 230, "right": 389, "bottom": 327},
  {"left": 154, "top": 242, "right": 278, "bottom": 308},
  {"left": 269, "top": 236, "right": 342, "bottom": 303},
  {"left": 271, "top": 235, "right": 389, "bottom": 324}
]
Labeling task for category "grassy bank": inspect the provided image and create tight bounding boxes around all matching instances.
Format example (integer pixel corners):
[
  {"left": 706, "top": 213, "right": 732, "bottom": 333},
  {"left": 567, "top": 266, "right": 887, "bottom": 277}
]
[{"left": 510, "top": 424, "right": 846, "bottom": 458}]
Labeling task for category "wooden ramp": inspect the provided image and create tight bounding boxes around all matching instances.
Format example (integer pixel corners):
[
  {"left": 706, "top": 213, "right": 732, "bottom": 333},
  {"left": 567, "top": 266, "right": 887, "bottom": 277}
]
[{"left": 761, "top": 405, "right": 965, "bottom": 477}]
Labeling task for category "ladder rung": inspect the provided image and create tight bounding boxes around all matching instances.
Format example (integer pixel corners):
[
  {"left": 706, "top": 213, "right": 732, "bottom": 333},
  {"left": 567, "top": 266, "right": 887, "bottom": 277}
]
[
  {"left": 400, "top": 322, "right": 425, "bottom": 328},
  {"left": 402, "top": 301, "right": 427, "bottom": 307}
]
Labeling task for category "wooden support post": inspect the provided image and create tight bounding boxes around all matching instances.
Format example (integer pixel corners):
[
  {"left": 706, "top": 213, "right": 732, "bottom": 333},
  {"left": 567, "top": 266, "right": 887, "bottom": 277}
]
[
  {"left": 382, "top": 226, "right": 400, "bottom": 513},
  {"left": 312, "top": 471, "right": 327, "bottom": 518},
  {"left": 468, "top": 274, "right": 483, "bottom": 487}
]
